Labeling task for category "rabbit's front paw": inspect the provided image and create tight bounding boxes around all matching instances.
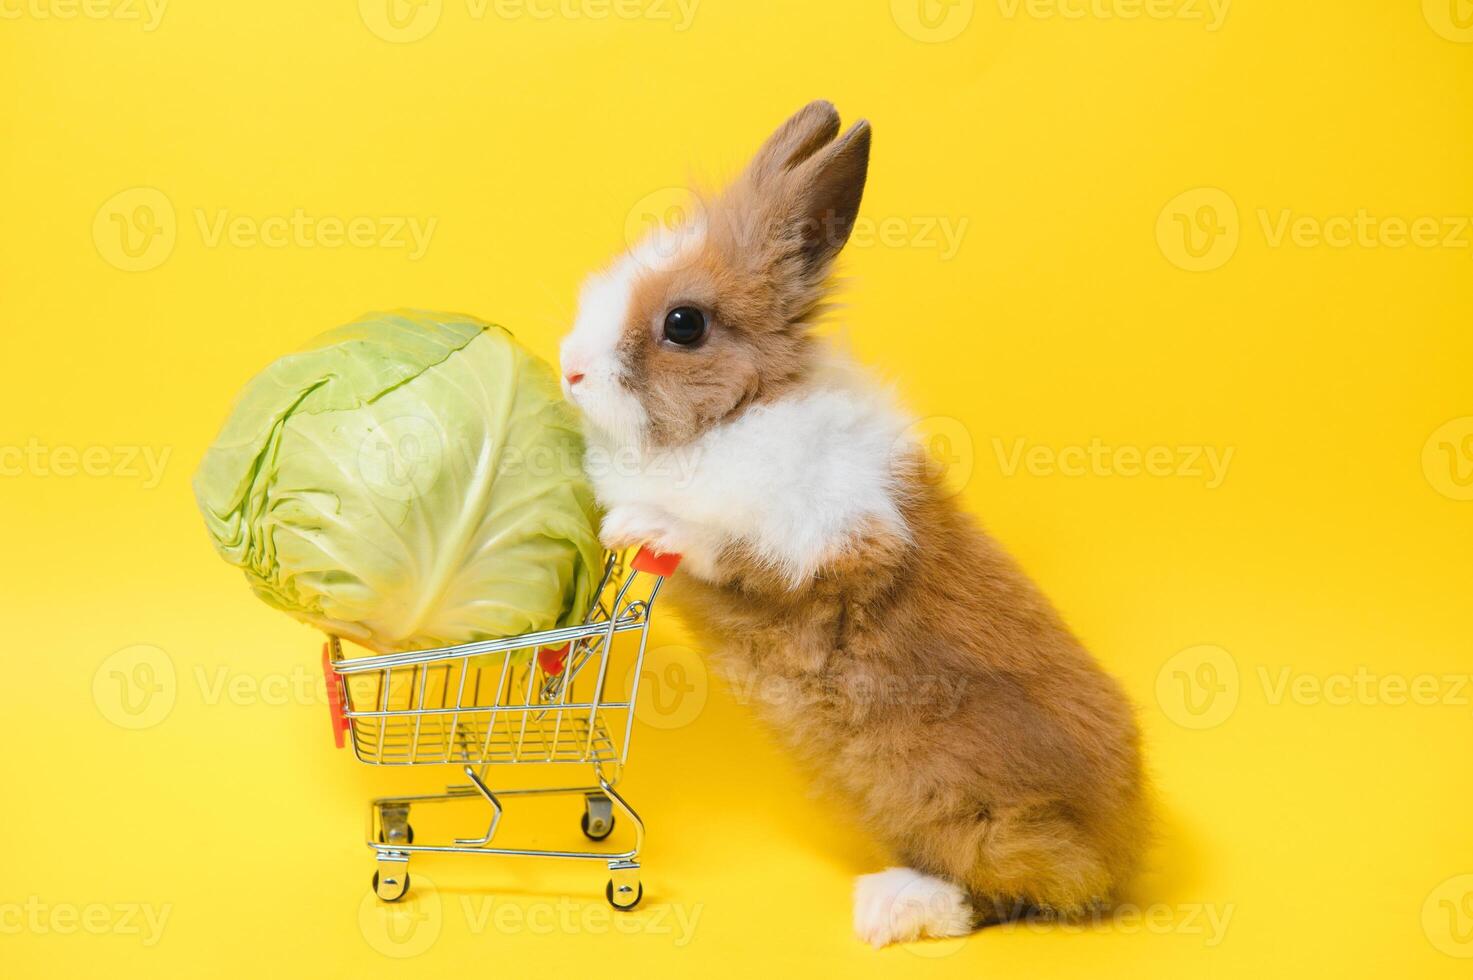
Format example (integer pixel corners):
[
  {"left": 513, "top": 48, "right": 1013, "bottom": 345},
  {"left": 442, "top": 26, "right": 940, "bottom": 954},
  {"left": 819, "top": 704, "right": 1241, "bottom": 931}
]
[{"left": 600, "top": 504, "right": 683, "bottom": 555}]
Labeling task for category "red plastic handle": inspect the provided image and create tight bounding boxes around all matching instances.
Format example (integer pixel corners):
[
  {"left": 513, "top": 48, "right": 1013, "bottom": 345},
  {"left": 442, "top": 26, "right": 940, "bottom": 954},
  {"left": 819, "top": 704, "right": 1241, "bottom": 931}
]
[
  {"left": 537, "top": 643, "right": 570, "bottom": 676},
  {"left": 632, "top": 547, "right": 681, "bottom": 577},
  {"left": 321, "top": 644, "right": 350, "bottom": 749}
]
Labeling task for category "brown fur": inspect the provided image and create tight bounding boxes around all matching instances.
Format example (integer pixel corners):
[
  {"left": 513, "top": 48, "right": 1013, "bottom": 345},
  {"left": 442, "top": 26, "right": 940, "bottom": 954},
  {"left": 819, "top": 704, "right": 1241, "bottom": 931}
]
[
  {"left": 607, "top": 102, "right": 1149, "bottom": 924},
  {"left": 671, "top": 457, "right": 1149, "bottom": 919}
]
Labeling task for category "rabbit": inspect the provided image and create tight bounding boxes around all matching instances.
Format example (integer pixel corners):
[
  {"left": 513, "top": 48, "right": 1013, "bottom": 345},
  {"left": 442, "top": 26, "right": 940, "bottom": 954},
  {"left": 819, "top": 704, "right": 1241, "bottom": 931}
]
[{"left": 558, "top": 101, "right": 1150, "bottom": 947}]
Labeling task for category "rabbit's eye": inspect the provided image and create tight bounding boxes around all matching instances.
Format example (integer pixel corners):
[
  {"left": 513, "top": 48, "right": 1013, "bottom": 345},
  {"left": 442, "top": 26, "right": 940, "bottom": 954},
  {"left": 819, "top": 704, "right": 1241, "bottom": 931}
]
[{"left": 663, "top": 307, "right": 707, "bottom": 347}]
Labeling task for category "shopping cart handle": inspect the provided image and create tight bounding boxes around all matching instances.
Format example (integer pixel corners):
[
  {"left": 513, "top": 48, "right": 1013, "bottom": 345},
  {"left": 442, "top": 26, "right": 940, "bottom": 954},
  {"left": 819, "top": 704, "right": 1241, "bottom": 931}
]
[
  {"left": 632, "top": 547, "right": 681, "bottom": 577},
  {"left": 321, "top": 643, "right": 350, "bottom": 749}
]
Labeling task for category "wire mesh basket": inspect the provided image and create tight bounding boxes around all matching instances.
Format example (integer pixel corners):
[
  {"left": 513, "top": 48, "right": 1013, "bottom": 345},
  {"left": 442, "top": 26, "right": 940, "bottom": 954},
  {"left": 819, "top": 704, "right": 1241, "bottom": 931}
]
[{"left": 322, "top": 546, "right": 680, "bottom": 909}]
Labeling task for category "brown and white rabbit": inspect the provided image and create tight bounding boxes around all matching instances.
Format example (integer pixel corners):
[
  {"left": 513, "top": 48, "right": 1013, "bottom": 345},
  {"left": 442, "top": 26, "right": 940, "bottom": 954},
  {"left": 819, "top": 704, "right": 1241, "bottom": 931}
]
[{"left": 559, "top": 101, "right": 1149, "bottom": 947}]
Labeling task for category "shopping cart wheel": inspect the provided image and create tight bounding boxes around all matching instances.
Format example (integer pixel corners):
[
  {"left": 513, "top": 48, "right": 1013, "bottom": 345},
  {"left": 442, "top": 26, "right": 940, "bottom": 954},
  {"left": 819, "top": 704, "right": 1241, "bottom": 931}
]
[
  {"left": 372, "top": 869, "right": 411, "bottom": 903},
  {"left": 378, "top": 825, "right": 415, "bottom": 845},
  {"left": 581, "top": 793, "right": 615, "bottom": 841},
  {"left": 605, "top": 878, "right": 643, "bottom": 911},
  {"left": 606, "top": 860, "right": 641, "bottom": 910}
]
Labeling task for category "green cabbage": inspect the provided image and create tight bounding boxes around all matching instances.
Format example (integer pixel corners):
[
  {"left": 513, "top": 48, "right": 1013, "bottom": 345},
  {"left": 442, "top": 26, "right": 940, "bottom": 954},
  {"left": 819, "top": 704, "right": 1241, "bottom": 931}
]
[{"left": 193, "top": 311, "right": 603, "bottom": 655}]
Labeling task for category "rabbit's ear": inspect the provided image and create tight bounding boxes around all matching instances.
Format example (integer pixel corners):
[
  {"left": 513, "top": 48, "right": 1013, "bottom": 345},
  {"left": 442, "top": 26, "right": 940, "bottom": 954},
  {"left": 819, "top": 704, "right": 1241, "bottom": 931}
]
[
  {"left": 786, "top": 119, "right": 872, "bottom": 271},
  {"left": 743, "top": 101, "right": 842, "bottom": 184}
]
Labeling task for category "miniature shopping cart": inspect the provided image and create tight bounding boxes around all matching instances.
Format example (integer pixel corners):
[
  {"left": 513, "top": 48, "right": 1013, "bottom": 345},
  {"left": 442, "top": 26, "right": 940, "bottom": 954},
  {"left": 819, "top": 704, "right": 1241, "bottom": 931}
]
[{"left": 321, "top": 547, "right": 679, "bottom": 911}]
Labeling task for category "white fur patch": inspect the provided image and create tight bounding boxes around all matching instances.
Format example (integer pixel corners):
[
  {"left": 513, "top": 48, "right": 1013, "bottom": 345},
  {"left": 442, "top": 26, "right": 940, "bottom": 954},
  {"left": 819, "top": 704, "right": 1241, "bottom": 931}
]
[
  {"left": 560, "top": 226, "right": 707, "bottom": 447},
  {"left": 582, "top": 346, "right": 915, "bottom": 585},
  {"left": 853, "top": 867, "right": 974, "bottom": 948},
  {"left": 560, "top": 258, "right": 649, "bottom": 446}
]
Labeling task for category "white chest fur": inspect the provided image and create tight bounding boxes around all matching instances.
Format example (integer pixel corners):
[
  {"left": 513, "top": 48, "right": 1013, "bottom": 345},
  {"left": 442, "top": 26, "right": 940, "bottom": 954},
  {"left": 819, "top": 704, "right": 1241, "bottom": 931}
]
[{"left": 583, "top": 353, "right": 915, "bottom": 585}]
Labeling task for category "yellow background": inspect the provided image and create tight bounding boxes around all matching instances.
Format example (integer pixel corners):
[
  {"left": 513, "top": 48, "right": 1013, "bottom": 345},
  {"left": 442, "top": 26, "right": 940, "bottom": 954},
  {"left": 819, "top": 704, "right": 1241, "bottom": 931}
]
[{"left": 2, "top": 0, "right": 1470, "bottom": 975}]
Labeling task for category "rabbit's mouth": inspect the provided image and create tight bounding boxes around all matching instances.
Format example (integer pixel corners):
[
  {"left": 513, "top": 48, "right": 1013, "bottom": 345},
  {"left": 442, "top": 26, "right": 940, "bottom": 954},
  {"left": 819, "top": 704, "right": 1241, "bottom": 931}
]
[{"left": 562, "top": 366, "right": 651, "bottom": 450}]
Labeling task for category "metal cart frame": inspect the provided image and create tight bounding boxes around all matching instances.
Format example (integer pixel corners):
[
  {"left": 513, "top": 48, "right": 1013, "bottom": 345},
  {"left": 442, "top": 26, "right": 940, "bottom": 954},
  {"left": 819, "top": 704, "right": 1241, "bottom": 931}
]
[{"left": 321, "top": 547, "right": 679, "bottom": 910}]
